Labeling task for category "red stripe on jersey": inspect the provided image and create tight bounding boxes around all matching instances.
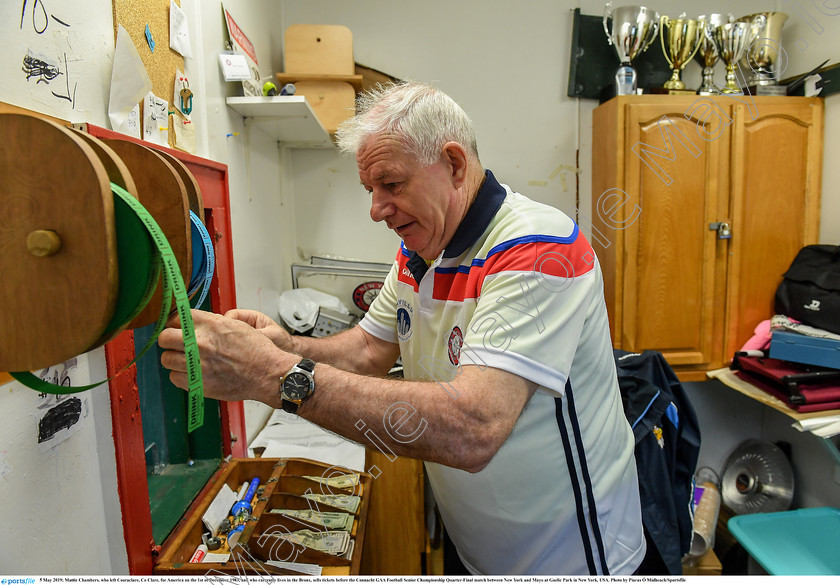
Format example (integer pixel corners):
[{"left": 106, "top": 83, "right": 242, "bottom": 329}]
[
  {"left": 396, "top": 249, "right": 420, "bottom": 292},
  {"left": 432, "top": 236, "right": 595, "bottom": 302}
]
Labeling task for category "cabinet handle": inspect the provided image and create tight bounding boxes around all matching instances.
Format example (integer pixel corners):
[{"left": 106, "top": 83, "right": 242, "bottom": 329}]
[{"left": 709, "top": 222, "right": 732, "bottom": 239}]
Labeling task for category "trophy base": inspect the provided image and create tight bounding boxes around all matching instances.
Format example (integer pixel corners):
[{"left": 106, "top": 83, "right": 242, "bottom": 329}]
[
  {"left": 745, "top": 84, "right": 787, "bottom": 96},
  {"left": 649, "top": 87, "right": 698, "bottom": 95}
]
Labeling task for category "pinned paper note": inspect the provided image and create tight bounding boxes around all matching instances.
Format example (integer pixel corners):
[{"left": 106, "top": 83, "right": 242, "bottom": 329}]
[
  {"left": 169, "top": 0, "right": 193, "bottom": 58},
  {"left": 109, "top": 25, "right": 153, "bottom": 135},
  {"left": 143, "top": 91, "right": 168, "bottom": 146},
  {"left": 172, "top": 113, "right": 195, "bottom": 154}
]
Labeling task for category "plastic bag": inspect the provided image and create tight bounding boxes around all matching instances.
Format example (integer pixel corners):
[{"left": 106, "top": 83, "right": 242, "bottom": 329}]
[{"left": 277, "top": 288, "right": 349, "bottom": 333}]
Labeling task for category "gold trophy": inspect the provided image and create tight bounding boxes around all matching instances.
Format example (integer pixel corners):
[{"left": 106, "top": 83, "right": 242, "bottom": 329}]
[
  {"left": 695, "top": 14, "right": 733, "bottom": 95},
  {"left": 660, "top": 14, "right": 703, "bottom": 92},
  {"left": 709, "top": 15, "right": 766, "bottom": 93},
  {"left": 738, "top": 12, "right": 788, "bottom": 95}
]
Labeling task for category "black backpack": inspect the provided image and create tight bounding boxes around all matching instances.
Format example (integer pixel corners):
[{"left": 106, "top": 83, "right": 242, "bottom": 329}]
[{"left": 775, "top": 245, "right": 840, "bottom": 335}]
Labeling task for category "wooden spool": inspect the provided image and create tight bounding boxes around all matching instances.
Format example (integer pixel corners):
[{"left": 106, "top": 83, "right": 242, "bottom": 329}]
[
  {"left": 157, "top": 150, "right": 204, "bottom": 222},
  {"left": 70, "top": 129, "right": 146, "bottom": 348},
  {"left": 0, "top": 113, "right": 117, "bottom": 371},
  {"left": 101, "top": 139, "right": 191, "bottom": 329}
]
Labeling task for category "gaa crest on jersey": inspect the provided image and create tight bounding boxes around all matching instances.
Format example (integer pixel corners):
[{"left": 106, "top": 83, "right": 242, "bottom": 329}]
[
  {"left": 447, "top": 326, "right": 464, "bottom": 365},
  {"left": 396, "top": 299, "right": 413, "bottom": 342}
]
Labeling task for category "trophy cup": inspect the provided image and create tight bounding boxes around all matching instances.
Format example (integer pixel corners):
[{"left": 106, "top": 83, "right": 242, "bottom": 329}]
[
  {"left": 737, "top": 12, "right": 788, "bottom": 95},
  {"left": 708, "top": 15, "right": 766, "bottom": 94},
  {"left": 695, "top": 14, "right": 733, "bottom": 95},
  {"left": 659, "top": 14, "right": 703, "bottom": 92},
  {"left": 603, "top": 3, "right": 660, "bottom": 95}
]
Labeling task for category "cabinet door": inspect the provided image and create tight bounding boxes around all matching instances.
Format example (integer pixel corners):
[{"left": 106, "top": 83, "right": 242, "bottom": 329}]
[
  {"left": 622, "top": 103, "right": 729, "bottom": 367},
  {"left": 726, "top": 100, "right": 822, "bottom": 359}
]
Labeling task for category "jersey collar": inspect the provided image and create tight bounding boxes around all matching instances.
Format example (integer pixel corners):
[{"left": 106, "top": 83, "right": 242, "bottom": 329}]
[{"left": 404, "top": 169, "right": 506, "bottom": 283}]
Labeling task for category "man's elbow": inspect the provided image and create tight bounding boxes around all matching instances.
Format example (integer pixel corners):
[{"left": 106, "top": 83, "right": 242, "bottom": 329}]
[{"left": 446, "top": 424, "right": 507, "bottom": 473}]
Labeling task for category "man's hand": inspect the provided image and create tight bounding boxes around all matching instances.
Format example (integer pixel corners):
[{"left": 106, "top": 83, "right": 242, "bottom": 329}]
[
  {"left": 159, "top": 309, "right": 296, "bottom": 407},
  {"left": 225, "top": 308, "right": 294, "bottom": 351}
]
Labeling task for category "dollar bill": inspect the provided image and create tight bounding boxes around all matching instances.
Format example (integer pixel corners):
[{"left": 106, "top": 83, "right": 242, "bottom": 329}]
[
  {"left": 269, "top": 508, "right": 354, "bottom": 531},
  {"left": 303, "top": 492, "right": 360, "bottom": 514},
  {"left": 277, "top": 529, "right": 350, "bottom": 555},
  {"left": 302, "top": 473, "right": 360, "bottom": 490}
]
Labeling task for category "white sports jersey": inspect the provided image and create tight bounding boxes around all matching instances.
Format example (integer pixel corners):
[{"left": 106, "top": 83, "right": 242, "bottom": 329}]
[{"left": 360, "top": 171, "right": 645, "bottom": 575}]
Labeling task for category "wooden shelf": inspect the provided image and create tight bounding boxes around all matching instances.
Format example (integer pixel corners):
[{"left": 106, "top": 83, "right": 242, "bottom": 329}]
[
  {"left": 707, "top": 367, "right": 840, "bottom": 422},
  {"left": 275, "top": 73, "right": 363, "bottom": 91},
  {"left": 225, "top": 96, "right": 333, "bottom": 148}
]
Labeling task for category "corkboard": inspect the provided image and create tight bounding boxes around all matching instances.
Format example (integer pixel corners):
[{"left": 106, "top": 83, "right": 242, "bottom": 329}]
[{"left": 112, "top": 0, "right": 185, "bottom": 144}]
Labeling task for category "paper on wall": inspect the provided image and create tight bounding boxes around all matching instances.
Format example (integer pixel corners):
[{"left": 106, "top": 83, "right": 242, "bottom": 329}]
[
  {"left": 109, "top": 25, "right": 152, "bottom": 135},
  {"left": 169, "top": 0, "right": 193, "bottom": 59},
  {"left": 143, "top": 91, "right": 168, "bottom": 146},
  {"left": 172, "top": 113, "right": 195, "bottom": 154}
]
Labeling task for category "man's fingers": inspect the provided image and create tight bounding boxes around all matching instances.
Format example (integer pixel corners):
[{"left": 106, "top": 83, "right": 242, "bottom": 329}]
[
  {"left": 160, "top": 349, "right": 187, "bottom": 372},
  {"left": 157, "top": 327, "right": 185, "bottom": 350},
  {"left": 168, "top": 370, "right": 188, "bottom": 390}
]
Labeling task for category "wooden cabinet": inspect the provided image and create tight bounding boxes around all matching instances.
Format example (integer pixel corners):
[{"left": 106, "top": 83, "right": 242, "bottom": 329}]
[{"left": 592, "top": 95, "right": 823, "bottom": 380}]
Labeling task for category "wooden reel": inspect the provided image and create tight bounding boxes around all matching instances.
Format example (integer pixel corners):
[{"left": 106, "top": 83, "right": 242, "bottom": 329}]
[{"left": 0, "top": 113, "right": 117, "bottom": 371}]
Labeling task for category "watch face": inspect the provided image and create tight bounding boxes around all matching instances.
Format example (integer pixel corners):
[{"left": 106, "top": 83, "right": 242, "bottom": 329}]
[{"left": 283, "top": 371, "right": 313, "bottom": 400}]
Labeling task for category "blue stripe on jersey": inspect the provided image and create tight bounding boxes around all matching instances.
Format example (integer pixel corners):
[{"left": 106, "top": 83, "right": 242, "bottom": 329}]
[
  {"left": 434, "top": 227, "right": 582, "bottom": 276},
  {"left": 478, "top": 226, "right": 580, "bottom": 267},
  {"left": 555, "top": 391, "right": 597, "bottom": 575},
  {"left": 566, "top": 383, "right": 610, "bottom": 575}
]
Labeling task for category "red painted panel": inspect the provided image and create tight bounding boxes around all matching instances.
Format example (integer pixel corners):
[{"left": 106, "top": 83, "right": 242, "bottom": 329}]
[{"left": 87, "top": 125, "right": 245, "bottom": 571}]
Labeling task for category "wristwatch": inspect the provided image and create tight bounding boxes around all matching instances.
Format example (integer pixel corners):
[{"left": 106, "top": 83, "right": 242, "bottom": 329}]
[{"left": 280, "top": 358, "right": 316, "bottom": 414}]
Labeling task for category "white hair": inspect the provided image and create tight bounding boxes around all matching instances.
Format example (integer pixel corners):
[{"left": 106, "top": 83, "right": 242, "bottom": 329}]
[{"left": 335, "top": 81, "right": 479, "bottom": 167}]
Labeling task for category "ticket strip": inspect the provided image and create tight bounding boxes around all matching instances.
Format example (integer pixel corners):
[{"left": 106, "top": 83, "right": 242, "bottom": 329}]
[{"left": 11, "top": 183, "right": 205, "bottom": 432}]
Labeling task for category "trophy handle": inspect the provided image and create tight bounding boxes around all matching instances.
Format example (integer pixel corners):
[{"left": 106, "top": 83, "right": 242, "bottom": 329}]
[
  {"left": 603, "top": 1, "right": 614, "bottom": 46},
  {"left": 660, "top": 15, "right": 674, "bottom": 68},
  {"left": 687, "top": 23, "right": 704, "bottom": 63}
]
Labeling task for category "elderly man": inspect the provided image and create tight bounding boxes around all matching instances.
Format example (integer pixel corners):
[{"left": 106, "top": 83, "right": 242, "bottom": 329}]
[{"left": 160, "top": 81, "right": 645, "bottom": 575}]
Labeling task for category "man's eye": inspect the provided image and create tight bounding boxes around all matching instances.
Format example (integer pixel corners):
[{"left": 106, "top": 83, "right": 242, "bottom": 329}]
[{"left": 386, "top": 182, "right": 400, "bottom": 190}]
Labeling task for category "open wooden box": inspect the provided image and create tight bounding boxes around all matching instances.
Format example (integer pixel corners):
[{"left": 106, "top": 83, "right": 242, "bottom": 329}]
[{"left": 155, "top": 458, "right": 372, "bottom": 575}]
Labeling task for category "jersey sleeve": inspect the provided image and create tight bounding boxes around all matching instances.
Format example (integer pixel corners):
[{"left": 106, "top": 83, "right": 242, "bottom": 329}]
[
  {"left": 458, "top": 235, "right": 600, "bottom": 395},
  {"left": 358, "top": 259, "right": 400, "bottom": 344}
]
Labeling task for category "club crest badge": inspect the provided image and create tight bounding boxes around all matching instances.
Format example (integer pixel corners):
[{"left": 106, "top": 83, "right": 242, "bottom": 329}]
[
  {"left": 448, "top": 326, "right": 463, "bottom": 365},
  {"left": 396, "top": 299, "right": 413, "bottom": 342}
]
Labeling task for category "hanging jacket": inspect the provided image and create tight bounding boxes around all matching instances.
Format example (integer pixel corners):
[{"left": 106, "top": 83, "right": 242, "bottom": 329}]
[{"left": 614, "top": 349, "right": 702, "bottom": 575}]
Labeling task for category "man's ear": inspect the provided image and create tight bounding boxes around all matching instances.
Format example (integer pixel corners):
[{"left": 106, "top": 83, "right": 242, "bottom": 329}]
[{"left": 441, "top": 142, "right": 468, "bottom": 188}]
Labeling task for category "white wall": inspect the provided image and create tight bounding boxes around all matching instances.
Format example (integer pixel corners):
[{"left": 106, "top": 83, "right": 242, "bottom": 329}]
[{"left": 0, "top": 0, "right": 127, "bottom": 573}]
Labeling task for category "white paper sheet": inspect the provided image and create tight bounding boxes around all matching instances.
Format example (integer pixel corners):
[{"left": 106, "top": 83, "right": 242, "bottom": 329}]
[
  {"left": 109, "top": 25, "right": 152, "bottom": 135},
  {"left": 169, "top": 0, "right": 193, "bottom": 58},
  {"left": 143, "top": 91, "right": 168, "bottom": 146},
  {"left": 249, "top": 409, "right": 365, "bottom": 472}
]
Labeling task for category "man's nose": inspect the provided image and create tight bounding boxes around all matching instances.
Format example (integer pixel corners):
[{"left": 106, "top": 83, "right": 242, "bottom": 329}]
[{"left": 369, "top": 189, "right": 395, "bottom": 223}]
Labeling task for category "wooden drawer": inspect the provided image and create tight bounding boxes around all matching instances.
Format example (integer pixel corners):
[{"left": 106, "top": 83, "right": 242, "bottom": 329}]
[{"left": 154, "top": 458, "right": 372, "bottom": 575}]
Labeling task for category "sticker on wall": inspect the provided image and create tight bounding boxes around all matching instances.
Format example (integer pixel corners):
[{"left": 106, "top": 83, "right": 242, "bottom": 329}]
[
  {"left": 33, "top": 357, "right": 90, "bottom": 453},
  {"left": 352, "top": 281, "right": 383, "bottom": 312}
]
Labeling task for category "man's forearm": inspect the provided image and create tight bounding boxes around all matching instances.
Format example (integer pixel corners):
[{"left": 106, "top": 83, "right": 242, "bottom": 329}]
[
  {"left": 297, "top": 362, "right": 532, "bottom": 473},
  {"left": 284, "top": 325, "right": 397, "bottom": 377}
]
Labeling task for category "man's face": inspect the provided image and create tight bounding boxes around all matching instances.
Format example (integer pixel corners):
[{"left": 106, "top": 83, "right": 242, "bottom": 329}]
[{"left": 357, "top": 133, "right": 460, "bottom": 261}]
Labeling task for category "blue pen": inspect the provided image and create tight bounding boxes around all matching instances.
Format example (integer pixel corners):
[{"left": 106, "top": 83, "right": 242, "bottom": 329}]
[{"left": 231, "top": 476, "right": 260, "bottom": 520}]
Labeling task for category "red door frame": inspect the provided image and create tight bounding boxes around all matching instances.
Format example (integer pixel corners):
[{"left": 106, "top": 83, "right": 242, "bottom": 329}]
[{"left": 84, "top": 124, "right": 246, "bottom": 573}]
